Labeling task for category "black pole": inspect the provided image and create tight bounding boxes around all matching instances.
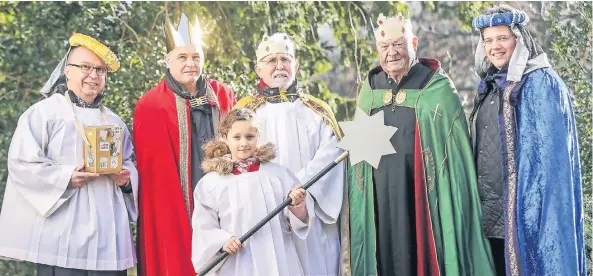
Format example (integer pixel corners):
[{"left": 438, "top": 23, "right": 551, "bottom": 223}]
[{"left": 197, "top": 151, "right": 349, "bottom": 276}]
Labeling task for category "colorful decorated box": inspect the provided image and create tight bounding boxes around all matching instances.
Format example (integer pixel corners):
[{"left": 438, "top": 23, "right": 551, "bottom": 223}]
[{"left": 83, "top": 125, "right": 123, "bottom": 174}]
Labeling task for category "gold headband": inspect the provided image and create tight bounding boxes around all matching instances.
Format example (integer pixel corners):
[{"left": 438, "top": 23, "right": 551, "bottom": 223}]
[{"left": 69, "top": 33, "right": 119, "bottom": 72}]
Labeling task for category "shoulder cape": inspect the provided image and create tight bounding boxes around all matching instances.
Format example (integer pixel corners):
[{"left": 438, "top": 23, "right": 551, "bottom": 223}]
[{"left": 234, "top": 93, "right": 342, "bottom": 139}]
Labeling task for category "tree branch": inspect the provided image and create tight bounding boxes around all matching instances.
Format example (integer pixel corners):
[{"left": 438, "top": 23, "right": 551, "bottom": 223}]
[
  {"left": 347, "top": 2, "right": 362, "bottom": 85},
  {"left": 148, "top": 7, "right": 166, "bottom": 34},
  {"left": 118, "top": 21, "right": 127, "bottom": 45},
  {"left": 0, "top": 89, "right": 18, "bottom": 101},
  {"left": 115, "top": 17, "right": 140, "bottom": 42},
  {"left": 0, "top": 72, "right": 22, "bottom": 82},
  {"left": 575, "top": 59, "right": 593, "bottom": 79},
  {"left": 216, "top": 2, "right": 236, "bottom": 52}
]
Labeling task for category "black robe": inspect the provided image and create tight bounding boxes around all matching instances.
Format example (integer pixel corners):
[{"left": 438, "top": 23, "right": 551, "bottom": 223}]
[
  {"left": 164, "top": 71, "right": 214, "bottom": 190},
  {"left": 369, "top": 62, "right": 435, "bottom": 276},
  {"left": 189, "top": 105, "right": 214, "bottom": 190}
]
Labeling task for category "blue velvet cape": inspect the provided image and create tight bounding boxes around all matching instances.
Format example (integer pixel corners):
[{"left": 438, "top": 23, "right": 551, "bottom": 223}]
[{"left": 478, "top": 67, "right": 585, "bottom": 275}]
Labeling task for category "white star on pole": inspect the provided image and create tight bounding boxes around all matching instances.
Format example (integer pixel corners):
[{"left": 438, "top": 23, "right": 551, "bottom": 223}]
[{"left": 337, "top": 108, "right": 397, "bottom": 169}]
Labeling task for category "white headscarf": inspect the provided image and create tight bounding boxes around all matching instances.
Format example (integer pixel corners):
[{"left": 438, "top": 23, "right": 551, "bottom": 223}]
[{"left": 40, "top": 49, "right": 71, "bottom": 98}]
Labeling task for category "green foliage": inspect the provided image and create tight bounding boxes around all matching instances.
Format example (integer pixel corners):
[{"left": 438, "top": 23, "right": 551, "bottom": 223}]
[
  {"left": 0, "top": 1, "right": 590, "bottom": 275},
  {"left": 453, "top": 1, "right": 495, "bottom": 31},
  {"left": 547, "top": 1, "right": 593, "bottom": 272},
  {"left": 548, "top": 1, "right": 592, "bottom": 194}
]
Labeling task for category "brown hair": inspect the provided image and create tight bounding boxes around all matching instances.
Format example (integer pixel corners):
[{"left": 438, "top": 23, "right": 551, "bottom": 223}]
[
  {"left": 203, "top": 108, "right": 260, "bottom": 159},
  {"left": 217, "top": 108, "right": 259, "bottom": 138}
]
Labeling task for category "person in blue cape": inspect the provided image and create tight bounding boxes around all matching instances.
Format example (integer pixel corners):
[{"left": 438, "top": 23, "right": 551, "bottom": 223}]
[{"left": 470, "top": 4, "right": 586, "bottom": 276}]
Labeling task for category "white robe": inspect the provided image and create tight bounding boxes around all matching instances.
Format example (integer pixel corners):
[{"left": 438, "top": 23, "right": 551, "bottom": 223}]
[
  {"left": 192, "top": 162, "right": 314, "bottom": 276},
  {"left": 0, "top": 94, "right": 138, "bottom": 271},
  {"left": 254, "top": 100, "right": 345, "bottom": 276}
]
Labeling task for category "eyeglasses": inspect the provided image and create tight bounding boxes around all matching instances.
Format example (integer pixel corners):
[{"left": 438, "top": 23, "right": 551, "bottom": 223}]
[
  {"left": 67, "top": 64, "right": 108, "bottom": 76},
  {"left": 261, "top": 55, "right": 293, "bottom": 66},
  {"left": 483, "top": 35, "right": 516, "bottom": 45}
]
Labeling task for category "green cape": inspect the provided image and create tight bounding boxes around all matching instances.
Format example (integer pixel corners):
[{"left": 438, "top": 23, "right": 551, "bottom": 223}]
[{"left": 345, "top": 65, "right": 495, "bottom": 276}]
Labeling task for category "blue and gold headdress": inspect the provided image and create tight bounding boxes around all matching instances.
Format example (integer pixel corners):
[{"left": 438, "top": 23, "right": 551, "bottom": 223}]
[
  {"left": 472, "top": 6, "right": 549, "bottom": 81},
  {"left": 472, "top": 9, "right": 529, "bottom": 30}
]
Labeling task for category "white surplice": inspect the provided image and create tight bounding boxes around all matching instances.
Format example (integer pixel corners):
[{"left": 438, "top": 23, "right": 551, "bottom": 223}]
[
  {"left": 192, "top": 162, "right": 314, "bottom": 276},
  {"left": 254, "top": 100, "right": 345, "bottom": 276},
  {"left": 0, "top": 94, "right": 138, "bottom": 271}
]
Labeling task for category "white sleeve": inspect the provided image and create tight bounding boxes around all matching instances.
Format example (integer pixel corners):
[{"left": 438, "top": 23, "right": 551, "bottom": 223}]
[
  {"left": 282, "top": 168, "right": 316, "bottom": 239},
  {"left": 294, "top": 121, "right": 345, "bottom": 224},
  {"left": 191, "top": 178, "right": 233, "bottom": 274},
  {"left": 120, "top": 125, "right": 139, "bottom": 221},
  {"left": 6, "top": 106, "right": 77, "bottom": 217},
  {"left": 284, "top": 191, "right": 315, "bottom": 240}
]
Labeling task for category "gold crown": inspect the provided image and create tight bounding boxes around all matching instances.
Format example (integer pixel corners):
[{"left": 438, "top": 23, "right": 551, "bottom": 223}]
[
  {"left": 164, "top": 13, "right": 204, "bottom": 53},
  {"left": 256, "top": 33, "right": 295, "bottom": 62},
  {"left": 69, "top": 33, "right": 119, "bottom": 72},
  {"left": 374, "top": 13, "right": 410, "bottom": 42}
]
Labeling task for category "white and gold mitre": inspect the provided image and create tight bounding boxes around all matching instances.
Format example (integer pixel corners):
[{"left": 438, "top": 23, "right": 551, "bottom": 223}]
[
  {"left": 374, "top": 13, "right": 411, "bottom": 42},
  {"left": 256, "top": 33, "right": 295, "bottom": 62},
  {"left": 164, "top": 13, "right": 204, "bottom": 52}
]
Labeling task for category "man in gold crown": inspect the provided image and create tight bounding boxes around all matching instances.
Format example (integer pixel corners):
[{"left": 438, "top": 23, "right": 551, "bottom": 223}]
[
  {"left": 345, "top": 13, "right": 496, "bottom": 276},
  {"left": 133, "top": 13, "right": 235, "bottom": 276},
  {"left": 234, "top": 33, "right": 345, "bottom": 276},
  {"left": 0, "top": 33, "right": 138, "bottom": 276}
]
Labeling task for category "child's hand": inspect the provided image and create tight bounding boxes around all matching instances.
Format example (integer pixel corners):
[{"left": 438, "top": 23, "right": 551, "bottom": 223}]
[
  {"left": 289, "top": 185, "right": 306, "bottom": 206},
  {"left": 222, "top": 236, "right": 243, "bottom": 255}
]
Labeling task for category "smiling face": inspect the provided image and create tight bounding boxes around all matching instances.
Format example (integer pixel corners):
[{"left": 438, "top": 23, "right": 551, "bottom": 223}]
[
  {"left": 482, "top": 25, "right": 517, "bottom": 69},
  {"left": 166, "top": 44, "right": 204, "bottom": 88},
  {"left": 64, "top": 47, "right": 107, "bottom": 102},
  {"left": 375, "top": 36, "right": 418, "bottom": 78},
  {"left": 256, "top": 53, "right": 298, "bottom": 89},
  {"left": 224, "top": 120, "right": 259, "bottom": 161}
]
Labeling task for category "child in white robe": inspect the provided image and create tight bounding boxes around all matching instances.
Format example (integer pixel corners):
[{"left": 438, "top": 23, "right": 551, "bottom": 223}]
[{"left": 191, "top": 108, "right": 314, "bottom": 276}]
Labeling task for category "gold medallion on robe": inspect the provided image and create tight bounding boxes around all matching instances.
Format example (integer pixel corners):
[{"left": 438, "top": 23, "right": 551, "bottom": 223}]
[
  {"left": 383, "top": 90, "right": 392, "bottom": 104},
  {"left": 395, "top": 90, "right": 407, "bottom": 104}
]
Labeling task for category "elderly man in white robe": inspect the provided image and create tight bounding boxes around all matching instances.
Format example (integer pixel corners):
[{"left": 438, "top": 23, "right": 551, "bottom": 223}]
[
  {"left": 0, "top": 33, "right": 138, "bottom": 276},
  {"left": 235, "top": 33, "right": 345, "bottom": 275}
]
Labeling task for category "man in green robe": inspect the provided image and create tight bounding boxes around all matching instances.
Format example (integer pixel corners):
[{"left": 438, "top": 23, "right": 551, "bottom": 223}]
[{"left": 342, "top": 13, "right": 496, "bottom": 276}]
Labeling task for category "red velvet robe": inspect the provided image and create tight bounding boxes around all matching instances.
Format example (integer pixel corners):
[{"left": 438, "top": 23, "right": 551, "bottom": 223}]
[{"left": 133, "top": 78, "right": 235, "bottom": 276}]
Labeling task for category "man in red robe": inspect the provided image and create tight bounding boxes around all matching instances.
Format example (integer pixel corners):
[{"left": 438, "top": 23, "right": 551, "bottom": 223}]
[{"left": 133, "top": 13, "right": 235, "bottom": 276}]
